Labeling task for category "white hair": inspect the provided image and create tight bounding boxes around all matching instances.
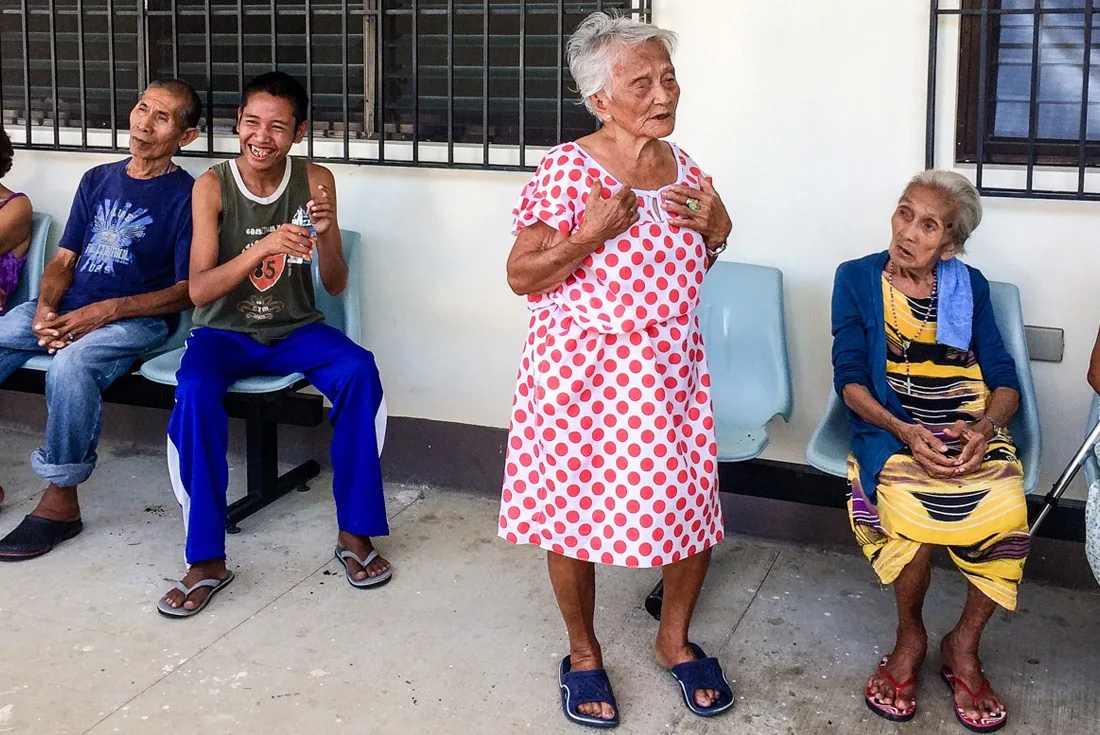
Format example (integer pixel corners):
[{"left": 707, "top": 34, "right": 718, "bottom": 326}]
[
  {"left": 903, "top": 170, "right": 983, "bottom": 253},
  {"left": 566, "top": 12, "right": 678, "bottom": 118}
]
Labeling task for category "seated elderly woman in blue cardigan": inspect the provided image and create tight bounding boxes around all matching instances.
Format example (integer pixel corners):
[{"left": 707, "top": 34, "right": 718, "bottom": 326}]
[{"left": 831, "top": 170, "right": 1026, "bottom": 734}]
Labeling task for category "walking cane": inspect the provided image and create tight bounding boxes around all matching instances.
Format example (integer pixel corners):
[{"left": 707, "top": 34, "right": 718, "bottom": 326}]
[{"left": 1029, "top": 420, "right": 1100, "bottom": 535}]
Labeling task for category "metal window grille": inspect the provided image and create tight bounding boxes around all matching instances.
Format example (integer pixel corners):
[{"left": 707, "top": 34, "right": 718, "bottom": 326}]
[
  {"left": 928, "top": 0, "right": 1100, "bottom": 200},
  {"left": 1, "top": 0, "right": 650, "bottom": 171}
]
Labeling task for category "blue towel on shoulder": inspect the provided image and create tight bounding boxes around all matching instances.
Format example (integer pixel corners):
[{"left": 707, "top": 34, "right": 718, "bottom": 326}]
[{"left": 936, "top": 258, "right": 972, "bottom": 351}]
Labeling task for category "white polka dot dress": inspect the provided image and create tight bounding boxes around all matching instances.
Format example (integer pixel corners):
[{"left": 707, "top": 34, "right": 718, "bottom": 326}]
[{"left": 498, "top": 142, "right": 724, "bottom": 568}]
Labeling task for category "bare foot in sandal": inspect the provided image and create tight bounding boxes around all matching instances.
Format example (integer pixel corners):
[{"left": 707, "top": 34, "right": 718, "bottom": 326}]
[
  {"left": 161, "top": 559, "right": 230, "bottom": 612},
  {"left": 335, "top": 531, "right": 390, "bottom": 583}
]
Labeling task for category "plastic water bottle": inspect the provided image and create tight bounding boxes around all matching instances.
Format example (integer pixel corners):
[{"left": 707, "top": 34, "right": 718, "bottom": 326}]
[{"left": 289, "top": 205, "right": 316, "bottom": 264}]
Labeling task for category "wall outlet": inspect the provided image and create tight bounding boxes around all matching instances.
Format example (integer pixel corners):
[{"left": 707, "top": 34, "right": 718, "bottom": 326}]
[{"left": 1024, "top": 325, "right": 1064, "bottom": 363}]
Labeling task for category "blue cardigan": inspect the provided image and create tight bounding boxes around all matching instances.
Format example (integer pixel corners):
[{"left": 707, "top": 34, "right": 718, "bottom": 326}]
[{"left": 830, "top": 251, "right": 1020, "bottom": 498}]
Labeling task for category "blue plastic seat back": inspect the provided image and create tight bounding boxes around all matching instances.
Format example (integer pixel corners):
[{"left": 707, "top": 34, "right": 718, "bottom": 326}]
[
  {"left": 313, "top": 228, "right": 361, "bottom": 343},
  {"left": 806, "top": 279, "right": 1042, "bottom": 494},
  {"left": 7, "top": 212, "right": 51, "bottom": 309},
  {"left": 988, "top": 281, "right": 1041, "bottom": 494},
  {"left": 698, "top": 262, "right": 793, "bottom": 459}
]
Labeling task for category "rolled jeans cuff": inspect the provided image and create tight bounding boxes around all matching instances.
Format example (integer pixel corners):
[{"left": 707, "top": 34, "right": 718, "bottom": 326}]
[{"left": 31, "top": 447, "right": 96, "bottom": 487}]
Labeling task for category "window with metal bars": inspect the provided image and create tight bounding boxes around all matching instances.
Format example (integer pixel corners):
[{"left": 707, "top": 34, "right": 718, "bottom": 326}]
[
  {"left": 0, "top": 0, "right": 650, "bottom": 171},
  {"left": 929, "top": 0, "right": 1100, "bottom": 199}
]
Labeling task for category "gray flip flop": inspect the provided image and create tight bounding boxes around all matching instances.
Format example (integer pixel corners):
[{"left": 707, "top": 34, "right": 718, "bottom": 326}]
[
  {"left": 157, "top": 570, "right": 235, "bottom": 619},
  {"left": 334, "top": 546, "right": 392, "bottom": 589}
]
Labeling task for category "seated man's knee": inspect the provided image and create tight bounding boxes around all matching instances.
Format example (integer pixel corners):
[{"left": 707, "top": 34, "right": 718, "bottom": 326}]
[
  {"left": 46, "top": 348, "right": 98, "bottom": 390},
  {"left": 174, "top": 361, "right": 225, "bottom": 400}
]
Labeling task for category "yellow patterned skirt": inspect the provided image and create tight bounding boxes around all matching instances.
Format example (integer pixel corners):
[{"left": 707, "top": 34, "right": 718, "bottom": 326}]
[{"left": 847, "top": 452, "right": 1030, "bottom": 610}]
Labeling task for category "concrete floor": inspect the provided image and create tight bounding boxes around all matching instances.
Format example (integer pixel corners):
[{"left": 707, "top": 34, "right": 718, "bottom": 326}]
[{"left": 0, "top": 427, "right": 1098, "bottom": 734}]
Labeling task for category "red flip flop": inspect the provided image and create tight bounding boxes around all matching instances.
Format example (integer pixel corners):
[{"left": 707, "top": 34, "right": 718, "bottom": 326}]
[
  {"left": 940, "top": 665, "right": 1007, "bottom": 733},
  {"left": 864, "top": 655, "right": 917, "bottom": 723}
]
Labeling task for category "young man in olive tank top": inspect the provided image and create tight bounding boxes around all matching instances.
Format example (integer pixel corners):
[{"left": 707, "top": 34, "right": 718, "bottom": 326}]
[{"left": 160, "top": 72, "right": 391, "bottom": 617}]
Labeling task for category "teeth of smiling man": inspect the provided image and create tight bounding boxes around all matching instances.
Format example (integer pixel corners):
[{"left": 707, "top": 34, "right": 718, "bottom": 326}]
[{"left": 249, "top": 145, "right": 273, "bottom": 159}]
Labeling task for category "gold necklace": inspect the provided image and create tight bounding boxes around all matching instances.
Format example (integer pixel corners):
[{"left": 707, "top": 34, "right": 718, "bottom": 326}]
[{"left": 886, "top": 262, "right": 937, "bottom": 395}]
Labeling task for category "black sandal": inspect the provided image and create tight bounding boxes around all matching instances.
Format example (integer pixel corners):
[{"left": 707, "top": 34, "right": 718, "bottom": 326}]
[{"left": 0, "top": 515, "right": 83, "bottom": 560}]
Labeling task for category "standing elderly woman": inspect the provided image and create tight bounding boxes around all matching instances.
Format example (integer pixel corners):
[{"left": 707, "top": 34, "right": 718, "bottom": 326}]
[
  {"left": 501, "top": 12, "right": 734, "bottom": 729},
  {"left": 832, "top": 171, "right": 1027, "bottom": 733}
]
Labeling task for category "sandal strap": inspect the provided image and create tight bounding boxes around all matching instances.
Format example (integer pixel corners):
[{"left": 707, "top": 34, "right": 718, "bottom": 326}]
[
  {"left": 875, "top": 657, "right": 915, "bottom": 692},
  {"left": 177, "top": 577, "right": 227, "bottom": 596},
  {"left": 949, "top": 670, "right": 990, "bottom": 701},
  {"left": 336, "top": 547, "right": 379, "bottom": 568}
]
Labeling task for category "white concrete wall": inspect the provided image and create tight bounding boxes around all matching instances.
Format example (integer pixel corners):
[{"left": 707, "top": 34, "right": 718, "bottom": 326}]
[{"left": 6, "top": 0, "right": 1100, "bottom": 498}]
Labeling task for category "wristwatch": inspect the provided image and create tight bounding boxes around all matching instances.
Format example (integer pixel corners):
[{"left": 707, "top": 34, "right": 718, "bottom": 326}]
[{"left": 706, "top": 241, "right": 727, "bottom": 259}]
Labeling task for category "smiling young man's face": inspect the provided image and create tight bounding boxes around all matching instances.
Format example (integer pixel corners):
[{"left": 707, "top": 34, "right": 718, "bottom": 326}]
[{"left": 236, "top": 92, "right": 306, "bottom": 172}]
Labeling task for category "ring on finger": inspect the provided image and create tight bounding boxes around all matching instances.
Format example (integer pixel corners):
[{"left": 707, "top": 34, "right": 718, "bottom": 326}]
[
  {"left": 686, "top": 198, "right": 701, "bottom": 211},
  {"left": 66, "top": 332, "right": 74, "bottom": 342}
]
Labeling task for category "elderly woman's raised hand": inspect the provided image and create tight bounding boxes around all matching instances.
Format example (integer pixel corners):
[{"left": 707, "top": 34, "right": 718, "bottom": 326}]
[
  {"left": 896, "top": 422, "right": 961, "bottom": 479},
  {"left": 576, "top": 179, "right": 639, "bottom": 244},
  {"left": 662, "top": 177, "right": 732, "bottom": 255}
]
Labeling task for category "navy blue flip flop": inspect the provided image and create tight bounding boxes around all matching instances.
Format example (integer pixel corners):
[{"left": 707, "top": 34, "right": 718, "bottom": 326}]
[
  {"left": 558, "top": 655, "right": 620, "bottom": 729},
  {"left": 668, "top": 642, "right": 735, "bottom": 717}
]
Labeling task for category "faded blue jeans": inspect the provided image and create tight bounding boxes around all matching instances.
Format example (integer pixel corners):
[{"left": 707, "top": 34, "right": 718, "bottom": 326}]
[{"left": 0, "top": 301, "right": 169, "bottom": 487}]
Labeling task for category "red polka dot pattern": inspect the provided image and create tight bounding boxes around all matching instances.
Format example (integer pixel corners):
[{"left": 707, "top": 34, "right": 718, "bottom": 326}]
[{"left": 499, "top": 143, "right": 723, "bottom": 569}]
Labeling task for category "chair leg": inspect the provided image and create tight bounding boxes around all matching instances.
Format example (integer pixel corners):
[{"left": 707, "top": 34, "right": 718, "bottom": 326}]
[
  {"left": 226, "top": 406, "right": 321, "bottom": 533},
  {"left": 645, "top": 579, "right": 664, "bottom": 621}
]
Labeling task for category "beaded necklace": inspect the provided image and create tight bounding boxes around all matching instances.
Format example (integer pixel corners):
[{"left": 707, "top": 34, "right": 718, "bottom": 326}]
[{"left": 886, "top": 261, "right": 937, "bottom": 395}]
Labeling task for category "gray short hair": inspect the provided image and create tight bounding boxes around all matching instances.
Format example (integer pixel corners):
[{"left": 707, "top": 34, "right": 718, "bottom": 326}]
[
  {"left": 566, "top": 12, "right": 678, "bottom": 118},
  {"left": 903, "top": 170, "right": 983, "bottom": 253},
  {"left": 145, "top": 79, "right": 203, "bottom": 131}
]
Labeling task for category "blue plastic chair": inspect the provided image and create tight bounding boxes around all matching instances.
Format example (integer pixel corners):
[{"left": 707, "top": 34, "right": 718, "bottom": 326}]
[
  {"left": 140, "top": 228, "right": 362, "bottom": 389},
  {"left": 701, "top": 261, "right": 794, "bottom": 461},
  {"left": 805, "top": 280, "right": 1043, "bottom": 494},
  {"left": 645, "top": 261, "right": 793, "bottom": 621},
  {"left": 139, "top": 230, "right": 363, "bottom": 531},
  {"left": 5, "top": 211, "right": 51, "bottom": 310}
]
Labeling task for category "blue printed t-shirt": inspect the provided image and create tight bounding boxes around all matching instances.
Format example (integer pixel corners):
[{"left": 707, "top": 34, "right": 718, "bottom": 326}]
[{"left": 58, "top": 160, "right": 193, "bottom": 323}]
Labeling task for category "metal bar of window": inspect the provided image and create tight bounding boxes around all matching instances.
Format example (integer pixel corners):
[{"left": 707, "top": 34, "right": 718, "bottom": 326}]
[
  {"left": 1078, "top": 3, "right": 1094, "bottom": 195},
  {"left": 237, "top": 0, "right": 244, "bottom": 109},
  {"left": 20, "top": 0, "right": 29, "bottom": 144},
  {"left": 1024, "top": 4, "right": 1042, "bottom": 193},
  {"left": 107, "top": 0, "right": 118, "bottom": 149},
  {"left": 447, "top": 0, "right": 454, "bottom": 164},
  {"left": 377, "top": 0, "right": 386, "bottom": 162},
  {"left": 412, "top": 0, "right": 419, "bottom": 163},
  {"left": 482, "top": 0, "right": 489, "bottom": 166},
  {"left": 518, "top": 0, "right": 526, "bottom": 166},
  {"left": 48, "top": 0, "right": 59, "bottom": 146},
  {"left": 76, "top": 0, "right": 87, "bottom": 147},
  {"left": 975, "top": 0, "right": 990, "bottom": 190},
  {"left": 270, "top": 0, "right": 277, "bottom": 69},
  {"left": 306, "top": 0, "right": 314, "bottom": 159},
  {"left": 556, "top": 0, "right": 563, "bottom": 145},
  {"left": 172, "top": 0, "right": 179, "bottom": 78},
  {"left": 341, "top": 0, "right": 349, "bottom": 160},
  {"left": 206, "top": 0, "right": 214, "bottom": 153},
  {"left": 925, "top": 0, "right": 938, "bottom": 169},
  {"left": 137, "top": 0, "right": 147, "bottom": 92}
]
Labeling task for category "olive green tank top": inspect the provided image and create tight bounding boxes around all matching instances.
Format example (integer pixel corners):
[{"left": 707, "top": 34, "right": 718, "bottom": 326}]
[{"left": 192, "top": 156, "right": 323, "bottom": 344}]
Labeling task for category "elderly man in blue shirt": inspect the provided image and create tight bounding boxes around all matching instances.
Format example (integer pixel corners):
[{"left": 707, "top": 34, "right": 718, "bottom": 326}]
[{"left": 0, "top": 80, "right": 199, "bottom": 560}]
